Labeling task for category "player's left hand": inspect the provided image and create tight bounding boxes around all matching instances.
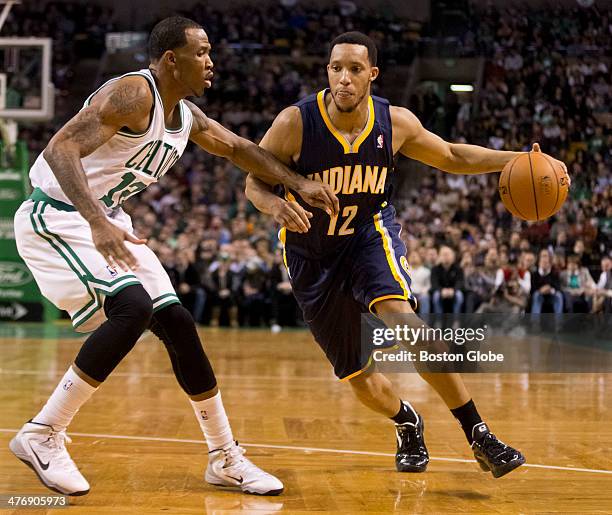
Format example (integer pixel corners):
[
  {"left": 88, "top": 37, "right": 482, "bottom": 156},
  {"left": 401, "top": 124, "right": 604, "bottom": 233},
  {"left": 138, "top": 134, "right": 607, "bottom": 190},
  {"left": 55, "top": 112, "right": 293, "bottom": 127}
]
[
  {"left": 272, "top": 199, "right": 313, "bottom": 233},
  {"left": 531, "top": 143, "right": 571, "bottom": 187},
  {"left": 295, "top": 179, "right": 340, "bottom": 216}
]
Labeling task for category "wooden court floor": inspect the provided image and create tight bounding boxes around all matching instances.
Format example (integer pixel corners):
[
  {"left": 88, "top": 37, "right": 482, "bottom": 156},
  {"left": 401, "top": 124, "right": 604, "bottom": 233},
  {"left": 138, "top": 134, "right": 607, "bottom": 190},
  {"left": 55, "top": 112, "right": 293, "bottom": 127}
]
[{"left": 0, "top": 325, "right": 610, "bottom": 514}]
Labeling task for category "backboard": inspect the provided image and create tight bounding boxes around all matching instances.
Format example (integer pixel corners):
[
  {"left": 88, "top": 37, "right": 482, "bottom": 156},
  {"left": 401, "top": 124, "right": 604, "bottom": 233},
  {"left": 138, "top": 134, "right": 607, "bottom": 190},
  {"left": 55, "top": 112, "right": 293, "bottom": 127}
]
[{"left": 0, "top": 37, "right": 53, "bottom": 121}]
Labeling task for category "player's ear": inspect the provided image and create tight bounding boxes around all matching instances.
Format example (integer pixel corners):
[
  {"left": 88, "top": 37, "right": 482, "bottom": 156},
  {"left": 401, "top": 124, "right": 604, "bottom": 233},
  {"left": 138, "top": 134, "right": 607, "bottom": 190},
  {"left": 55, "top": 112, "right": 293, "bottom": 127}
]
[
  {"left": 370, "top": 66, "right": 379, "bottom": 82},
  {"left": 163, "top": 50, "right": 176, "bottom": 66}
]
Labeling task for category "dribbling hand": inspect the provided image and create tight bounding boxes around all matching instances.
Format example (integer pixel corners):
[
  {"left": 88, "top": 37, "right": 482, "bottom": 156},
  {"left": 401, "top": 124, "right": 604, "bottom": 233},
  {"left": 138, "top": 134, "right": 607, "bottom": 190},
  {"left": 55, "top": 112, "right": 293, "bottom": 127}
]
[
  {"left": 531, "top": 142, "right": 571, "bottom": 187},
  {"left": 90, "top": 218, "right": 146, "bottom": 271}
]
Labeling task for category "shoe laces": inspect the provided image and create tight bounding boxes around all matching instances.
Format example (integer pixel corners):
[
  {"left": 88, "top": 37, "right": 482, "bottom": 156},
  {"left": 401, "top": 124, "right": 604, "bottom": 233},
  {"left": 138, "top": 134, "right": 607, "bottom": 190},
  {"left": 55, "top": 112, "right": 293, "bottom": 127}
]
[
  {"left": 41, "top": 430, "right": 77, "bottom": 470},
  {"left": 223, "top": 443, "right": 246, "bottom": 465},
  {"left": 46, "top": 430, "right": 72, "bottom": 451},
  {"left": 396, "top": 423, "right": 426, "bottom": 456},
  {"left": 479, "top": 433, "right": 507, "bottom": 457},
  {"left": 222, "top": 443, "right": 263, "bottom": 476}
]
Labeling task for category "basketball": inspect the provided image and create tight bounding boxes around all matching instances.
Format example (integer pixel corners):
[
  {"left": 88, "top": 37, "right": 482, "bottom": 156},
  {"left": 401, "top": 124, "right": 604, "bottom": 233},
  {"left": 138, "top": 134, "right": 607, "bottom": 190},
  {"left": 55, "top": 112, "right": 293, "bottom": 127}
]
[{"left": 499, "top": 152, "right": 569, "bottom": 221}]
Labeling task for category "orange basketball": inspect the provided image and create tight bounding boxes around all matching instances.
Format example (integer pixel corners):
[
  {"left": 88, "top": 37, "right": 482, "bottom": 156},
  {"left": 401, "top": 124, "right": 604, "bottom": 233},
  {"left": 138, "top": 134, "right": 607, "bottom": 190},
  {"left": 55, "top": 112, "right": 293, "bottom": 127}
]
[{"left": 498, "top": 152, "right": 569, "bottom": 221}]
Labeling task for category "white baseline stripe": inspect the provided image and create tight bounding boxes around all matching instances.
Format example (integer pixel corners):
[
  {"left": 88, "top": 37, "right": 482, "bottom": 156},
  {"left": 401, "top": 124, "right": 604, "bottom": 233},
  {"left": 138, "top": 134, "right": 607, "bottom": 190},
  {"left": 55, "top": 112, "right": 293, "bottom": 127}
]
[{"left": 0, "top": 428, "right": 609, "bottom": 475}]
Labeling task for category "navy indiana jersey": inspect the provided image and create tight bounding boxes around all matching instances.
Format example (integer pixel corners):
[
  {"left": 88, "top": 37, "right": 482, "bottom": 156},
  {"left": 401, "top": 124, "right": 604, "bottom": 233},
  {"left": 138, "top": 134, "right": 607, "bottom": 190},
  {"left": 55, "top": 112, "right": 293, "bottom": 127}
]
[{"left": 282, "top": 89, "right": 396, "bottom": 259}]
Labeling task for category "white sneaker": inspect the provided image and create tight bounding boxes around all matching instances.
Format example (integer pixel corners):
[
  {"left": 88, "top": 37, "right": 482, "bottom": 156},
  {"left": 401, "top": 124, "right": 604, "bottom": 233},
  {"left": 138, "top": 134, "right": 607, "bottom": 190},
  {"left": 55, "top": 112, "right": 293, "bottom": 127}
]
[
  {"left": 205, "top": 441, "right": 283, "bottom": 496},
  {"left": 9, "top": 421, "right": 90, "bottom": 496}
]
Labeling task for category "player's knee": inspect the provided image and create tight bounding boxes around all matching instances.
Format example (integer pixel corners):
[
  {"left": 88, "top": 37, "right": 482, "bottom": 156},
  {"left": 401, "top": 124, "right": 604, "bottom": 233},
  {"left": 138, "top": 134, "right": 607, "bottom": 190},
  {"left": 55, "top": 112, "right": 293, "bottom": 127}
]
[
  {"left": 163, "top": 303, "right": 194, "bottom": 327},
  {"left": 150, "top": 303, "right": 217, "bottom": 395},
  {"left": 131, "top": 296, "right": 154, "bottom": 327},
  {"left": 153, "top": 303, "right": 196, "bottom": 336},
  {"left": 151, "top": 303, "right": 199, "bottom": 352},
  {"left": 104, "top": 284, "right": 153, "bottom": 332}
]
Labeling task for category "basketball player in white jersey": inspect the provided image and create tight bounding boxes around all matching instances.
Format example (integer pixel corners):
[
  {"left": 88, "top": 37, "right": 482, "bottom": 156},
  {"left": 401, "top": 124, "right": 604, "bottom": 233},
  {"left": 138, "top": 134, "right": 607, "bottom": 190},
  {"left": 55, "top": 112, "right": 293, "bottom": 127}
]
[{"left": 10, "top": 16, "right": 338, "bottom": 497}]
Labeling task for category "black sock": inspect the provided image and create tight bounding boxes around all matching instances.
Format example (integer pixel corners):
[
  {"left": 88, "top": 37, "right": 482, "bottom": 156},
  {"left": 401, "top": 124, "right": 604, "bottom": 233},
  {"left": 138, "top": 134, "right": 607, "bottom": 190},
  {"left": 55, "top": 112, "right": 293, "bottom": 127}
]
[
  {"left": 391, "top": 400, "right": 419, "bottom": 425},
  {"left": 450, "top": 399, "right": 483, "bottom": 444}
]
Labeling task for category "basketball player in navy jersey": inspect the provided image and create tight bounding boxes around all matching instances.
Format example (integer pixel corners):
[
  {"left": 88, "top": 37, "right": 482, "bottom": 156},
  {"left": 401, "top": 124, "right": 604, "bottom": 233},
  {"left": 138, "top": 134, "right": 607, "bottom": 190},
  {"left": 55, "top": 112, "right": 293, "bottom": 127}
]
[{"left": 247, "top": 32, "right": 567, "bottom": 477}]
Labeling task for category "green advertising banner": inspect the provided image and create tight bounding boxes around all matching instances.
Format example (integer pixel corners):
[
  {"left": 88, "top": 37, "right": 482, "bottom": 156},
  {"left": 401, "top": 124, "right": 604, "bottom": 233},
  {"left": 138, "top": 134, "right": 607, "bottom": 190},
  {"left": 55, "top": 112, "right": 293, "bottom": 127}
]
[{"left": 0, "top": 140, "right": 45, "bottom": 321}]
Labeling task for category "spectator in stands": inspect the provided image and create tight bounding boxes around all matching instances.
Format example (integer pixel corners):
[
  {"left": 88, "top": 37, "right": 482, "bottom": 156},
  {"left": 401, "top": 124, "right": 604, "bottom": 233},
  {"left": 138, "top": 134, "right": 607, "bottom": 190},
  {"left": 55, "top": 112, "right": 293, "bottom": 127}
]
[
  {"left": 407, "top": 251, "right": 431, "bottom": 315},
  {"left": 194, "top": 239, "right": 218, "bottom": 324},
  {"left": 463, "top": 250, "right": 497, "bottom": 313},
  {"left": 572, "top": 239, "right": 592, "bottom": 271},
  {"left": 516, "top": 252, "right": 533, "bottom": 296},
  {"left": 477, "top": 267, "right": 527, "bottom": 314},
  {"left": 560, "top": 254, "right": 596, "bottom": 313},
  {"left": 594, "top": 256, "right": 612, "bottom": 314},
  {"left": 206, "top": 252, "right": 238, "bottom": 327},
  {"left": 431, "top": 246, "right": 464, "bottom": 314},
  {"left": 507, "top": 231, "right": 522, "bottom": 263},
  {"left": 237, "top": 257, "right": 269, "bottom": 327},
  {"left": 531, "top": 249, "right": 563, "bottom": 315},
  {"left": 171, "top": 250, "right": 206, "bottom": 323},
  {"left": 423, "top": 247, "right": 438, "bottom": 270}
]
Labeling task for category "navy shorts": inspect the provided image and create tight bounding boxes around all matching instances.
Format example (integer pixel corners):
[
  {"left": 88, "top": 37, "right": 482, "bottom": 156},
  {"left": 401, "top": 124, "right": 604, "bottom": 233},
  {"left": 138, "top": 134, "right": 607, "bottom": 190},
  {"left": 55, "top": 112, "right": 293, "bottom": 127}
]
[{"left": 284, "top": 205, "right": 416, "bottom": 380}]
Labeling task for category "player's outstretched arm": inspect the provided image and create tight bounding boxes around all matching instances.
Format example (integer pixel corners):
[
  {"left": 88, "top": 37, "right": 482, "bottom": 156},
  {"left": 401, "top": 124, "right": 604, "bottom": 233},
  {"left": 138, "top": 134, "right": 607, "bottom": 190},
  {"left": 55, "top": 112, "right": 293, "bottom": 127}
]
[
  {"left": 391, "top": 106, "right": 521, "bottom": 173},
  {"left": 186, "top": 101, "right": 339, "bottom": 216},
  {"left": 43, "top": 76, "right": 152, "bottom": 270},
  {"left": 392, "top": 106, "right": 568, "bottom": 176}
]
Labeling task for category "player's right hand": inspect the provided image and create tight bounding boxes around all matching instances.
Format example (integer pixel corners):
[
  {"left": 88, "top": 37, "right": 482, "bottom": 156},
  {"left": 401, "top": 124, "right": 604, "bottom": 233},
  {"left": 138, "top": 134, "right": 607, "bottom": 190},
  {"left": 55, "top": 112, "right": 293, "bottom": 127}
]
[
  {"left": 90, "top": 218, "right": 146, "bottom": 271},
  {"left": 272, "top": 199, "right": 313, "bottom": 233}
]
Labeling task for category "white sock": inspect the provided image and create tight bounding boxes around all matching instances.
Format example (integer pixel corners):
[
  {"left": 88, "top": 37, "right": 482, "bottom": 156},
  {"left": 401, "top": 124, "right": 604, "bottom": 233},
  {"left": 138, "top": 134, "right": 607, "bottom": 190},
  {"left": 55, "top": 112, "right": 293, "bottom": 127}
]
[
  {"left": 32, "top": 366, "right": 97, "bottom": 431},
  {"left": 190, "top": 391, "right": 234, "bottom": 451}
]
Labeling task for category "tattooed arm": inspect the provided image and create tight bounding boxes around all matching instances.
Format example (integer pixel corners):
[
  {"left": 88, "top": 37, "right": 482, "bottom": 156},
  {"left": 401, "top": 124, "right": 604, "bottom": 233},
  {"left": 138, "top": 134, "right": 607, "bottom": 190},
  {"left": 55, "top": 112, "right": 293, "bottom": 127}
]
[{"left": 42, "top": 76, "right": 153, "bottom": 269}]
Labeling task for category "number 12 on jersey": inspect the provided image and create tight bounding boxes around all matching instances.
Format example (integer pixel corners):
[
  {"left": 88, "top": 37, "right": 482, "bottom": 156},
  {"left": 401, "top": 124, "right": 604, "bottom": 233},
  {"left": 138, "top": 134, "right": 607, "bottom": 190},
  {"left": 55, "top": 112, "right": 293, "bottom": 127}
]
[{"left": 327, "top": 205, "right": 358, "bottom": 236}]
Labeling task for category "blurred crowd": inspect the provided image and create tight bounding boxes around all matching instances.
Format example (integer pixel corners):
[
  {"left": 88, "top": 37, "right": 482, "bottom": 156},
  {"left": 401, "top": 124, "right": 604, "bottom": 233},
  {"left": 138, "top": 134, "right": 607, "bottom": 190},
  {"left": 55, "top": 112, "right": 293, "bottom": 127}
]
[
  {"left": 9, "top": 1, "right": 612, "bottom": 326},
  {"left": 399, "top": 2, "right": 611, "bottom": 318},
  {"left": 178, "top": 1, "right": 416, "bottom": 142}
]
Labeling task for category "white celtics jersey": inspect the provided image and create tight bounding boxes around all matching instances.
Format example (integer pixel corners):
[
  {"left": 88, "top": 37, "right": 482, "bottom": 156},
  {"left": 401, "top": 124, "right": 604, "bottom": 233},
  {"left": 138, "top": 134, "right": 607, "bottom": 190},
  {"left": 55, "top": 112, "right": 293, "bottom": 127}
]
[{"left": 29, "top": 69, "right": 193, "bottom": 210}]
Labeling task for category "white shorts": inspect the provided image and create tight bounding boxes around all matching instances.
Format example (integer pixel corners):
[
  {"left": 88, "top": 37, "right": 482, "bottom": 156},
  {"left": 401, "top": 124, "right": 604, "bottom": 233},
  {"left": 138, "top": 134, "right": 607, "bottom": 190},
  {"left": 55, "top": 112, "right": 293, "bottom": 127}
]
[{"left": 14, "top": 194, "right": 179, "bottom": 333}]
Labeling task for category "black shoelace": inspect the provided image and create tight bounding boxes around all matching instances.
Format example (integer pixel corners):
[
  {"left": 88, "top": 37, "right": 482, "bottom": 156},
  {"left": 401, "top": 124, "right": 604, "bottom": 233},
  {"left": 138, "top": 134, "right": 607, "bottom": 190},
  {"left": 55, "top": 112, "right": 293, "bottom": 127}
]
[
  {"left": 479, "top": 433, "right": 508, "bottom": 458},
  {"left": 397, "top": 425, "right": 426, "bottom": 456}
]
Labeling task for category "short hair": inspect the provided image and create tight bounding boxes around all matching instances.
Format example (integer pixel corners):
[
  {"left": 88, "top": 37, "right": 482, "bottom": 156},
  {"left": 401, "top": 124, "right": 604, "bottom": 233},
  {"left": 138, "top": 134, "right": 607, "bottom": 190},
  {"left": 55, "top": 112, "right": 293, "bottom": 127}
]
[
  {"left": 329, "top": 31, "right": 378, "bottom": 66},
  {"left": 149, "top": 16, "right": 202, "bottom": 61}
]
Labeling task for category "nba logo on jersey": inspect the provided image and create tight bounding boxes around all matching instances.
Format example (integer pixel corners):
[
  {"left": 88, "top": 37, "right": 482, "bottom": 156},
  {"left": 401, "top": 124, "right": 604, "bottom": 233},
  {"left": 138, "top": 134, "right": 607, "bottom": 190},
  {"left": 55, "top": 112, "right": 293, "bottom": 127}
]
[
  {"left": 377, "top": 134, "right": 384, "bottom": 148},
  {"left": 106, "top": 265, "right": 118, "bottom": 277},
  {"left": 63, "top": 380, "right": 73, "bottom": 391}
]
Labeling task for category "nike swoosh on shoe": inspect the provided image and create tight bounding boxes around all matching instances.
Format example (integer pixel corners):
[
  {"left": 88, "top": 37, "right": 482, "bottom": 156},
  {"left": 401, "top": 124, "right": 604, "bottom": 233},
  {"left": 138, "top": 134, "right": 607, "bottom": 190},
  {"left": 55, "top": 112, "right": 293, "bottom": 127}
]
[{"left": 29, "top": 443, "right": 50, "bottom": 470}]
